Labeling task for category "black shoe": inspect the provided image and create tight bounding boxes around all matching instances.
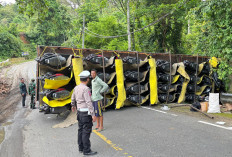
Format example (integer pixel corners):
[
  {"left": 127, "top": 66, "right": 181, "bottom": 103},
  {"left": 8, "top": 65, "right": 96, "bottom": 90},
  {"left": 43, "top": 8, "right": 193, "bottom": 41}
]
[
  {"left": 79, "top": 147, "right": 83, "bottom": 153},
  {"left": 83, "top": 151, "right": 97, "bottom": 156}
]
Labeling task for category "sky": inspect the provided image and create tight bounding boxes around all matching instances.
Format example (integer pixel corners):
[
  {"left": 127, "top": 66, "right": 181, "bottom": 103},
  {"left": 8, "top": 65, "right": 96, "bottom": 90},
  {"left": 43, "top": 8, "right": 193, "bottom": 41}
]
[{"left": 0, "top": 0, "right": 15, "bottom": 4}]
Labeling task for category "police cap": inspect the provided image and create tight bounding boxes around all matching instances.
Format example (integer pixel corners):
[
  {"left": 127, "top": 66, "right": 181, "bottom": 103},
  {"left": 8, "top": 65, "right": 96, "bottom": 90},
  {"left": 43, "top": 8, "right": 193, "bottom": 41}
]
[{"left": 78, "top": 70, "right": 90, "bottom": 79}]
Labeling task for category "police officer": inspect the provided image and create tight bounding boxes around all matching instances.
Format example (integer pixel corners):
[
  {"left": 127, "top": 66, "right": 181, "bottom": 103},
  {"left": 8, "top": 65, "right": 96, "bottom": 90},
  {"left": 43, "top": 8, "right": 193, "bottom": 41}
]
[
  {"left": 19, "top": 78, "right": 27, "bottom": 108},
  {"left": 71, "top": 70, "right": 97, "bottom": 156},
  {"left": 28, "top": 78, "right": 36, "bottom": 109}
]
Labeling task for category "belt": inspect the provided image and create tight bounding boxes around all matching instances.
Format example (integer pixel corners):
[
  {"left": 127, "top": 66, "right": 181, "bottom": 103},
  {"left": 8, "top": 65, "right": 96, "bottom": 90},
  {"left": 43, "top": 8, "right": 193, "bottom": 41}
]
[{"left": 77, "top": 108, "right": 89, "bottom": 112}]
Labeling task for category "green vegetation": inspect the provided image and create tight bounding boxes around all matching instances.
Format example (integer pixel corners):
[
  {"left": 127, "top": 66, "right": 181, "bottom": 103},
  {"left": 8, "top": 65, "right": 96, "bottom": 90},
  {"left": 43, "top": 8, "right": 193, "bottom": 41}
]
[
  {"left": 214, "top": 113, "right": 232, "bottom": 119},
  {"left": 0, "top": 0, "right": 231, "bottom": 90},
  {"left": 0, "top": 27, "right": 23, "bottom": 58},
  {"left": 0, "top": 128, "right": 5, "bottom": 144},
  {"left": 188, "top": 0, "right": 232, "bottom": 87}
]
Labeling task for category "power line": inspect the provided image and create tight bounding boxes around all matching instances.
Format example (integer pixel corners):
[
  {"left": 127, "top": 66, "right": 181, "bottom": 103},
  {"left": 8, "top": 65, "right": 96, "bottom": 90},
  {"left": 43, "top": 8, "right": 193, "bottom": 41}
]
[
  {"left": 70, "top": 29, "right": 82, "bottom": 48},
  {"left": 84, "top": 0, "right": 188, "bottom": 39}
]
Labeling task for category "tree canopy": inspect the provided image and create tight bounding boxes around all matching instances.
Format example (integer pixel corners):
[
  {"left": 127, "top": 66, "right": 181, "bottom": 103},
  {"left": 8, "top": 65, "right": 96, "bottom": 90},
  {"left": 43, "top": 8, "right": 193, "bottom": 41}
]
[{"left": 0, "top": 0, "right": 231, "bottom": 88}]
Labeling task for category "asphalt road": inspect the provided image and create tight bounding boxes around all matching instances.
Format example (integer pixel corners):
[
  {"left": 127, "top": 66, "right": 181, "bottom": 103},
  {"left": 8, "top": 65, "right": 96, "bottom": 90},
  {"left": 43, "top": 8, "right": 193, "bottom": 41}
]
[
  {"left": 1, "top": 101, "right": 232, "bottom": 157},
  {"left": 0, "top": 60, "right": 231, "bottom": 156}
]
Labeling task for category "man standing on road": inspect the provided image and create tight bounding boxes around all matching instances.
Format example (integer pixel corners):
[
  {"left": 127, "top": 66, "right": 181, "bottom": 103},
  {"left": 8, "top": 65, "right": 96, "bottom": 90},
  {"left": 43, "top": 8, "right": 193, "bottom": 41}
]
[
  {"left": 19, "top": 78, "right": 27, "bottom": 108},
  {"left": 28, "top": 78, "right": 36, "bottom": 109},
  {"left": 91, "top": 69, "right": 109, "bottom": 132},
  {"left": 71, "top": 70, "right": 97, "bottom": 156}
]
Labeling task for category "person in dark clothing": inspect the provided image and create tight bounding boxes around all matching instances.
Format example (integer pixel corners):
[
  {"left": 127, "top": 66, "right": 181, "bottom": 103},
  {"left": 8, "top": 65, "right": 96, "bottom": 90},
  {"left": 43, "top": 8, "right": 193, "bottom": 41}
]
[
  {"left": 19, "top": 78, "right": 27, "bottom": 107},
  {"left": 71, "top": 71, "right": 97, "bottom": 156},
  {"left": 28, "top": 78, "right": 36, "bottom": 109}
]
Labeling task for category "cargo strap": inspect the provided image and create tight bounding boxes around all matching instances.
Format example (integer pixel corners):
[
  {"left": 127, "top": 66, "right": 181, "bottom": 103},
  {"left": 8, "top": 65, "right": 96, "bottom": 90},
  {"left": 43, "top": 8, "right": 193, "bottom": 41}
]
[
  {"left": 72, "top": 48, "right": 83, "bottom": 58},
  {"left": 115, "top": 59, "right": 126, "bottom": 109},
  {"left": 113, "top": 51, "right": 120, "bottom": 58},
  {"left": 40, "top": 46, "right": 48, "bottom": 57}
]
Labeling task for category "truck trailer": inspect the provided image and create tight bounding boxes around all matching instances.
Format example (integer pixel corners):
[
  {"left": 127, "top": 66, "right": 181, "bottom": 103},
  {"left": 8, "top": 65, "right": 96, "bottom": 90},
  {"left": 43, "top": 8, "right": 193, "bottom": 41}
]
[{"left": 35, "top": 46, "right": 223, "bottom": 114}]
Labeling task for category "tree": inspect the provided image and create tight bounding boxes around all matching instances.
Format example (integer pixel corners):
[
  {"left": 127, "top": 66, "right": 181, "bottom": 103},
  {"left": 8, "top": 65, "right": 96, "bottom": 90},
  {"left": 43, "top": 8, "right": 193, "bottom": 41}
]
[
  {"left": 189, "top": 0, "right": 232, "bottom": 88},
  {"left": 16, "top": 0, "right": 49, "bottom": 22},
  {"left": 0, "top": 26, "right": 23, "bottom": 59},
  {"left": 16, "top": 0, "right": 72, "bottom": 46},
  {"left": 83, "top": 15, "right": 127, "bottom": 50}
]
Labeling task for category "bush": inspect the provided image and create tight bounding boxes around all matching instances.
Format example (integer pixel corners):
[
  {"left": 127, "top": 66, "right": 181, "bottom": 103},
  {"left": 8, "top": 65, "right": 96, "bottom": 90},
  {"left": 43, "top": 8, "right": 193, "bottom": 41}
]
[{"left": 0, "top": 29, "right": 23, "bottom": 59}]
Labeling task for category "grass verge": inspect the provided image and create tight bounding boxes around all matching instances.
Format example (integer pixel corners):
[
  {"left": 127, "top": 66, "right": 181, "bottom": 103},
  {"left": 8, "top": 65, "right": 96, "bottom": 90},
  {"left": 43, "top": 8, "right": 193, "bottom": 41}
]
[
  {"left": 0, "top": 57, "right": 34, "bottom": 69},
  {"left": 163, "top": 104, "right": 232, "bottom": 125},
  {"left": 0, "top": 128, "right": 5, "bottom": 144}
]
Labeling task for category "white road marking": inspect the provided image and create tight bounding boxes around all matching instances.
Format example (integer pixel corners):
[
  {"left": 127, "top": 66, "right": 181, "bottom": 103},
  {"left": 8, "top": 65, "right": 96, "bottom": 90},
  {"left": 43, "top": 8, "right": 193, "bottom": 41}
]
[
  {"left": 170, "top": 114, "right": 178, "bottom": 117},
  {"left": 142, "top": 107, "right": 231, "bottom": 130},
  {"left": 141, "top": 106, "right": 178, "bottom": 117},
  {"left": 198, "top": 121, "right": 232, "bottom": 131},
  {"left": 141, "top": 106, "right": 167, "bottom": 114}
]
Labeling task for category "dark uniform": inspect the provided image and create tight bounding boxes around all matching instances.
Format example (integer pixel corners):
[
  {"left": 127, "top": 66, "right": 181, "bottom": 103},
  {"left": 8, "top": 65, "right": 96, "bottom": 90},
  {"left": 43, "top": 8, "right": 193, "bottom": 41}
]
[
  {"left": 19, "top": 81, "right": 27, "bottom": 107},
  {"left": 28, "top": 79, "right": 36, "bottom": 109},
  {"left": 71, "top": 71, "right": 97, "bottom": 156}
]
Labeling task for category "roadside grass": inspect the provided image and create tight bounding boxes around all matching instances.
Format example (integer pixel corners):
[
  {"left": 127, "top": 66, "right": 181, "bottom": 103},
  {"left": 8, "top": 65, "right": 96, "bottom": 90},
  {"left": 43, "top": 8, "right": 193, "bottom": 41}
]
[
  {"left": 213, "top": 113, "right": 232, "bottom": 118},
  {"left": 2, "top": 122, "right": 13, "bottom": 126},
  {"left": 0, "top": 57, "right": 34, "bottom": 69},
  {"left": 0, "top": 128, "right": 5, "bottom": 144},
  {"left": 164, "top": 104, "right": 232, "bottom": 120},
  {"left": 13, "top": 58, "right": 34, "bottom": 65}
]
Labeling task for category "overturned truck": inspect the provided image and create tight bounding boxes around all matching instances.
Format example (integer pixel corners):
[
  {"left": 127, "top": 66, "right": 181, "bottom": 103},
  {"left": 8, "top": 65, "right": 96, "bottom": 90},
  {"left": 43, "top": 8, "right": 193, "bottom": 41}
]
[{"left": 36, "top": 46, "right": 224, "bottom": 114}]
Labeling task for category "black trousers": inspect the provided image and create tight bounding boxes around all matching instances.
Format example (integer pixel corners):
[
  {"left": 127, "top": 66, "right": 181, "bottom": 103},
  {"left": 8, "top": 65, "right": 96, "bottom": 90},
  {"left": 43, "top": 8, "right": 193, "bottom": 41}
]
[
  {"left": 30, "top": 94, "right": 35, "bottom": 108},
  {"left": 22, "top": 94, "right": 26, "bottom": 107},
  {"left": 77, "top": 111, "right": 93, "bottom": 153}
]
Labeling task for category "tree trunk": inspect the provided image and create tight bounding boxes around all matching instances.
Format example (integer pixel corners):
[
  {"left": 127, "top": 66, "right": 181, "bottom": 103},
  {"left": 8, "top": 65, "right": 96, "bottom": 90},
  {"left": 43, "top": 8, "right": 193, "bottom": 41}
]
[
  {"left": 131, "top": 15, "right": 136, "bottom": 51},
  {"left": 188, "top": 19, "right": 191, "bottom": 34},
  {"left": 127, "top": 0, "right": 131, "bottom": 51},
  {"left": 82, "top": 14, "right": 85, "bottom": 48}
]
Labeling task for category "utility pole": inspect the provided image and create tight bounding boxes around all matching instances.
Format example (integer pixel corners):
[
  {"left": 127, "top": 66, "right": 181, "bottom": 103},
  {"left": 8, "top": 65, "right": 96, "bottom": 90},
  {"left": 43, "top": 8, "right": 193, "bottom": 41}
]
[
  {"left": 82, "top": 14, "right": 85, "bottom": 48},
  {"left": 127, "top": 0, "right": 131, "bottom": 51}
]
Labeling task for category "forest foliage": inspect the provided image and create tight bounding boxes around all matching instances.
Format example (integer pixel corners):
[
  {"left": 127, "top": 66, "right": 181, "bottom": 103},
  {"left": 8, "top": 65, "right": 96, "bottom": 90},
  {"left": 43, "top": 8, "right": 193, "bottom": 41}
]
[{"left": 0, "top": 0, "right": 231, "bottom": 88}]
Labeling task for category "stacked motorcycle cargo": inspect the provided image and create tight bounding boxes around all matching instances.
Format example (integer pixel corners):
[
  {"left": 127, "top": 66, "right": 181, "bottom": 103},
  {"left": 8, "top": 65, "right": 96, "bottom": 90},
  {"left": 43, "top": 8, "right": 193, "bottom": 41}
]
[
  {"left": 36, "top": 52, "right": 75, "bottom": 113},
  {"left": 157, "top": 60, "right": 178, "bottom": 103},
  {"left": 123, "top": 56, "right": 150, "bottom": 106},
  {"left": 84, "top": 54, "right": 118, "bottom": 108},
  {"left": 36, "top": 47, "right": 224, "bottom": 114}
]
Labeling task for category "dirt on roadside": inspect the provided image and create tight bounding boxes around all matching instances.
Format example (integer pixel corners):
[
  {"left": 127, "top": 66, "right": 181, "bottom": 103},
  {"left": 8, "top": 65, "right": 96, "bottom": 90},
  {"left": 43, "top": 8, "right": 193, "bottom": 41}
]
[
  {"left": 0, "top": 86, "right": 21, "bottom": 123},
  {"left": 165, "top": 104, "right": 232, "bottom": 127},
  {"left": 0, "top": 60, "right": 78, "bottom": 128},
  {"left": 0, "top": 61, "right": 36, "bottom": 123}
]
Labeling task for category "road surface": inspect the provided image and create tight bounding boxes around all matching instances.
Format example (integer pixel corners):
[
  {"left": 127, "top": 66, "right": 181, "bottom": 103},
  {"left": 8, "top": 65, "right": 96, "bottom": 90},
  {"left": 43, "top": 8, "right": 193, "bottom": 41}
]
[
  {"left": 0, "top": 61, "right": 232, "bottom": 157},
  {"left": 1, "top": 103, "right": 232, "bottom": 157}
]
